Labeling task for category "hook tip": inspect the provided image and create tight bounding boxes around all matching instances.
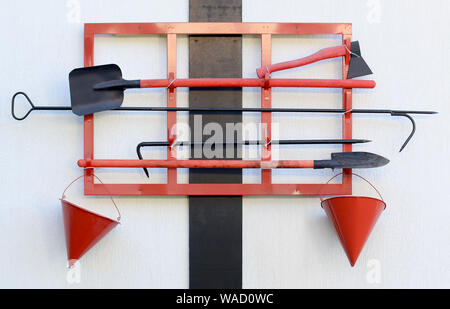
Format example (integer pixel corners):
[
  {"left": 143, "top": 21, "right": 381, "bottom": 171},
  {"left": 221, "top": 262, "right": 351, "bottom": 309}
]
[
  {"left": 399, "top": 143, "right": 407, "bottom": 153},
  {"left": 144, "top": 168, "right": 150, "bottom": 178}
]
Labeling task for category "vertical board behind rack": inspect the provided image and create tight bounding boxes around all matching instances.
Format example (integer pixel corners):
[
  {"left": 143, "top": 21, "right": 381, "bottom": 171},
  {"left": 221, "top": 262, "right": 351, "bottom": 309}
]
[{"left": 189, "top": 0, "right": 243, "bottom": 288}]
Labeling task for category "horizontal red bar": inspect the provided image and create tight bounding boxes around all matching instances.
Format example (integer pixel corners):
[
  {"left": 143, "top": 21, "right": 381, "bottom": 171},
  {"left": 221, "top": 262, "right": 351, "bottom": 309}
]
[
  {"left": 84, "top": 183, "right": 350, "bottom": 196},
  {"left": 140, "top": 78, "right": 375, "bottom": 89},
  {"left": 78, "top": 159, "right": 315, "bottom": 169},
  {"left": 85, "top": 22, "right": 352, "bottom": 35}
]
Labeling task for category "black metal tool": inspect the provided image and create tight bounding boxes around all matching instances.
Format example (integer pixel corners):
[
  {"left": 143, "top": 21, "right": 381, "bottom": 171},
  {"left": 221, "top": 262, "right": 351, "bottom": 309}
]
[
  {"left": 11, "top": 92, "right": 71, "bottom": 121},
  {"left": 347, "top": 41, "right": 373, "bottom": 79},
  {"left": 350, "top": 109, "right": 422, "bottom": 152},
  {"left": 69, "top": 64, "right": 130, "bottom": 115},
  {"left": 138, "top": 139, "right": 370, "bottom": 147},
  {"left": 314, "top": 152, "right": 389, "bottom": 169},
  {"left": 11, "top": 91, "right": 436, "bottom": 152},
  {"left": 136, "top": 139, "right": 372, "bottom": 177}
]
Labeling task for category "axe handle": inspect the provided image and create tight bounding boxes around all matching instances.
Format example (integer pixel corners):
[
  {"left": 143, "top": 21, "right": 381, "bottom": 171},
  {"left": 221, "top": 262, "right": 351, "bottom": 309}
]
[{"left": 256, "top": 45, "right": 347, "bottom": 78}]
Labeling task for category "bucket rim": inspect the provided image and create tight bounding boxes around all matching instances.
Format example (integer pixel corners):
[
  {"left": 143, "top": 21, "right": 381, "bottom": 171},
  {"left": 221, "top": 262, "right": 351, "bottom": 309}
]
[
  {"left": 320, "top": 196, "right": 386, "bottom": 210},
  {"left": 61, "top": 198, "right": 121, "bottom": 224}
]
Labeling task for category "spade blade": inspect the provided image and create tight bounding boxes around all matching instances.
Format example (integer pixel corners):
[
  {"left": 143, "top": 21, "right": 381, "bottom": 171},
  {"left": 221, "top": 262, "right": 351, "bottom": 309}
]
[
  {"left": 347, "top": 41, "right": 373, "bottom": 79},
  {"left": 314, "top": 152, "right": 389, "bottom": 169},
  {"left": 69, "top": 64, "right": 124, "bottom": 116},
  {"left": 331, "top": 152, "right": 389, "bottom": 168}
]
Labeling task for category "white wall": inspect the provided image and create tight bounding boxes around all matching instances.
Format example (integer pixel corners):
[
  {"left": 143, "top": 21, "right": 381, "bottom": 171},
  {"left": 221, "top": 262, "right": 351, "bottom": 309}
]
[{"left": 1, "top": 0, "right": 449, "bottom": 288}]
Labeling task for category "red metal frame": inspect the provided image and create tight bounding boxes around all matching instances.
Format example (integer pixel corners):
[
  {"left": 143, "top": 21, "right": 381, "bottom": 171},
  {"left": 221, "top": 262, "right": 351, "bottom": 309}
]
[{"left": 83, "top": 22, "right": 356, "bottom": 196}]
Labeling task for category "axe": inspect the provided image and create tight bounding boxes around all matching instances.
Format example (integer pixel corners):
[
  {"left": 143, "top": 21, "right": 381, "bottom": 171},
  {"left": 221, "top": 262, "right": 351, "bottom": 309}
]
[{"left": 256, "top": 41, "right": 373, "bottom": 79}]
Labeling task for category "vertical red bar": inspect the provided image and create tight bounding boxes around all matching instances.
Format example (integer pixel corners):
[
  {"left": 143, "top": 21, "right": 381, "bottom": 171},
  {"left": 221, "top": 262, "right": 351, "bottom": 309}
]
[
  {"left": 83, "top": 29, "right": 95, "bottom": 193},
  {"left": 261, "top": 34, "right": 272, "bottom": 185},
  {"left": 167, "top": 34, "right": 177, "bottom": 185},
  {"left": 342, "top": 34, "right": 353, "bottom": 189}
]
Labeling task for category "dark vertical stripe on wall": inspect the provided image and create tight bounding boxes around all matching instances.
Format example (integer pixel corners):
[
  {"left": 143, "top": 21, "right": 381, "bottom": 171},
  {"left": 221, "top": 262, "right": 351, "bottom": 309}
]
[{"left": 189, "top": 0, "right": 243, "bottom": 289}]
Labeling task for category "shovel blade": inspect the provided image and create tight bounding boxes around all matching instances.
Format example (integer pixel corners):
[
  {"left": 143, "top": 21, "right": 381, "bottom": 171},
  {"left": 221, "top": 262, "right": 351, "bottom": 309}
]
[
  {"left": 331, "top": 152, "right": 389, "bottom": 169},
  {"left": 347, "top": 41, "right": 373, "bottom": 79},
  {"left": 69, "top": 64, "right": 124, "bottom": 116}
]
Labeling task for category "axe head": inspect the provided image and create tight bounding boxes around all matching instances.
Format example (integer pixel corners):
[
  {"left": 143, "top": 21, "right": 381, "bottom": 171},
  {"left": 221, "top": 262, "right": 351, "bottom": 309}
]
[{"left": 347, "top": 41, "right": 373, "bottom": 79}]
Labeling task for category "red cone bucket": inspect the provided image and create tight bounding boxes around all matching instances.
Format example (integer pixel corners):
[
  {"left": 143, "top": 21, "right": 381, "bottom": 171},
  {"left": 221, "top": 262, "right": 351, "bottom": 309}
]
[
  {"left": 321, "top": 173, "right": 386, "bottom": 267},
  {"left": 62, "top": 200, "right": 119, "bottom": 267},
  {"left": 61, "top": 175, "right": 121, "bottom": 267}
]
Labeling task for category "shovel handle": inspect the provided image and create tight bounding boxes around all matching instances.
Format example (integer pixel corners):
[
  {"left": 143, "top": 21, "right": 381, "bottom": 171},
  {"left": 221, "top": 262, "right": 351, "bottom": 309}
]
[
  {"left": 78, "top": 159, "right": 315, "bottom": 169},
  {"left": 256, "top": 45, "right": 347, "bottom": 78},
  {"left": 139, "top": 78, "right": 375, "bottom": 89}
]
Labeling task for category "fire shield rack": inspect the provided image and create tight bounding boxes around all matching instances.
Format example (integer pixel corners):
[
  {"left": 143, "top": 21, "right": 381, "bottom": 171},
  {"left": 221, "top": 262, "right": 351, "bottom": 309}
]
[{"left": 82, "top": 22, "right": 357, "bottom": 196}]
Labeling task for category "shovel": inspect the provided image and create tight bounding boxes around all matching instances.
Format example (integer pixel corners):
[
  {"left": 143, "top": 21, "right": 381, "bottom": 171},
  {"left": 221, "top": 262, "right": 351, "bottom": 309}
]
[
  {"left": 68, "top": 64, "right": 375, "bottom": 116},
  {"left": 137, "top": 139, "right": 372, "bottom": 178},
  {"left": 77, "top": 152, "right": 389, "bottom": 170},
  {"left": 256, "top": 41, "right": 373, "bottom": 79}
]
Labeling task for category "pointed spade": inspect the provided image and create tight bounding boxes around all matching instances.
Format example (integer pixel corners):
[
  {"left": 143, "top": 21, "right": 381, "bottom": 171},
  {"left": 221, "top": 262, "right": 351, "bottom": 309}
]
[
  {"left": 314, "top": 152, "right": 389, "bottom": 169},
  {"left": 61, "top": 199, "right": 119, "bottom": 267},
  {"left": 347, "top": 41, "right": 373, "bottom": 79}
]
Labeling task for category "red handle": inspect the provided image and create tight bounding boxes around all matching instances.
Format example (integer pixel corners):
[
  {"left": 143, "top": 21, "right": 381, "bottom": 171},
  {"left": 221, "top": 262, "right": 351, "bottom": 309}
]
[
  {"left": 78, "top": 159, "right": 315, "bottom": 169},
  {"left": 140, "top": 78, "right": 375, "bottom": 89},
  {"left": 256, "top": 45, "right": 347, "bottom": 78}
]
